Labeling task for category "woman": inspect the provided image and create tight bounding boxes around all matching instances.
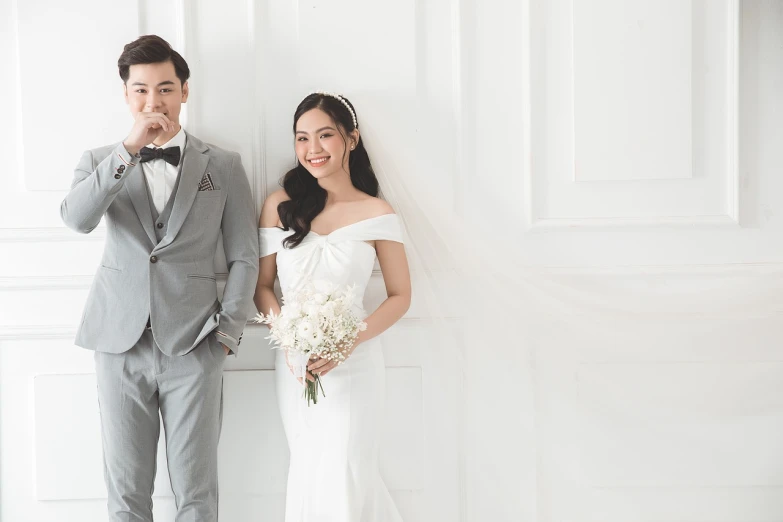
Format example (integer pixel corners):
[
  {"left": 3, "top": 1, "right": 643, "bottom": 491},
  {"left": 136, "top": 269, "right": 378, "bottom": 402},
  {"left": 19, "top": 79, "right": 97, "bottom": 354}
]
[{"left": 254, "top": 92, "right": 410, "bottom": 522}]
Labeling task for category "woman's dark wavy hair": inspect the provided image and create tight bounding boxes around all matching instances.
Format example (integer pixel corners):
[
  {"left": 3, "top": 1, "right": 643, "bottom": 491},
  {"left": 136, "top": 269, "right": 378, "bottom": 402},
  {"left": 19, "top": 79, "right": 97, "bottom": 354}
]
[{"left": 278, "top": 93, "right": 379, "bottom": 248}]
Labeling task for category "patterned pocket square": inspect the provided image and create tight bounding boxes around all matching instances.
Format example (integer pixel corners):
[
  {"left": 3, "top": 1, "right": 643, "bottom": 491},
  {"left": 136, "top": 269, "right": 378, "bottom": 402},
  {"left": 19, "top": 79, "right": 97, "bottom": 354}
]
[{"left": 198, "top": 172, "right": 216, "bottom": 191}]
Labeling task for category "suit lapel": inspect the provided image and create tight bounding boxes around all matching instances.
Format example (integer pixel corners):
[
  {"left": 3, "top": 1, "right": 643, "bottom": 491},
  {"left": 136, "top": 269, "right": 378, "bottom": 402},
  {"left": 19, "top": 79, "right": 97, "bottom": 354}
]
[
  {"left": 153, "top": 132, "right": 209, "bottom": 252},
  {"left": 125, "top": 164, "right": 157, "bottom": 247}
]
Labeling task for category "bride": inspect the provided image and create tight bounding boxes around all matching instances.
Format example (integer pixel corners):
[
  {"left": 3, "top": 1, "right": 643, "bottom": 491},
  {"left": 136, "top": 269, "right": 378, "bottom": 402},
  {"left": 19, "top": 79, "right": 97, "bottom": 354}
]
[{"left": 254, "top": 92, "right": 409, "bottom": 522}]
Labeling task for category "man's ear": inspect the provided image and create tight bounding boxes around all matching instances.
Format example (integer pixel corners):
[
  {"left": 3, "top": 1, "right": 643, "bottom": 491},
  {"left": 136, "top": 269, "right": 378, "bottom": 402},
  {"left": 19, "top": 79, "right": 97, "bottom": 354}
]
[
  {"left": 123, "top": 83, "right": 129, "bottom": 104},
  {"left": 182, "top": 81, "right": 189, "bottom": 103}
]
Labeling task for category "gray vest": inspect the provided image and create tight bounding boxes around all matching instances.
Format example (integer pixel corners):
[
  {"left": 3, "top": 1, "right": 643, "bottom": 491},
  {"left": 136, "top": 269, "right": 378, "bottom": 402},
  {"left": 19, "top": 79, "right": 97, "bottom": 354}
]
[{"left": 144, "top": 170, "right": 183, "bottom": 243}]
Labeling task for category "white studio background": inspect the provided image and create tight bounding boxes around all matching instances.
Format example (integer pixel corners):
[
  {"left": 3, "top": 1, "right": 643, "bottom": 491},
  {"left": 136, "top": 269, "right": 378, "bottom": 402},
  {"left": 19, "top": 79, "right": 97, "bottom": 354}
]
[{"left": 1, "top": 1, "right": 782, "bottom": 521}]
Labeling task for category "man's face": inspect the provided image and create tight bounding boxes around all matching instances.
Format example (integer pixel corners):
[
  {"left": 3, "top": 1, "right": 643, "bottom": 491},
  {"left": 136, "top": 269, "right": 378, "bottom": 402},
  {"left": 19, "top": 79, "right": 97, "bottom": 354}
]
[{"left": 124, "top": 60, "right": 188, "bottom": 124}]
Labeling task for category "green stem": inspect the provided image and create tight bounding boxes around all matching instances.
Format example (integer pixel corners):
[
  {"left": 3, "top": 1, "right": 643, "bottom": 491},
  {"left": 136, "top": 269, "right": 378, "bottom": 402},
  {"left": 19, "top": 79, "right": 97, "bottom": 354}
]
[{"left": 316, "top": 375, "right": 326, "bottom": 397}]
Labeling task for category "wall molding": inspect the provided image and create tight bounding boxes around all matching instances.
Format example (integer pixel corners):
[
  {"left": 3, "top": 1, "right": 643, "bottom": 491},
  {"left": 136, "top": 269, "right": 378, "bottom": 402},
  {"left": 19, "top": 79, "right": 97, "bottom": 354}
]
[
  {"left": 0, "top": 317, "right": 436, "bottom": 341},
  {"left": 0, "top": 325, "right": 77, "bottom": 340},
  {"left": 524, "top": 0, "right": 741, "bottom": 230},
  {"left": 248, "top": 0, "right": 266, "bottom": 210},
  {"left": 173, "top": 0, "right": 191, "bottom": 129},
  {"left": 3, "top": 260, "right": 782, "bottom": 291},
  {"left": 452, "top": 0, "right": 469, "bottom": 518},
  {"left": 0, "top": 275, "right": 94, "bottom": 290},
  {"left": 12, "top": 0, "right": 25, "bottom": 190},
  {"left": 529, "top": 215, "right": 741, "bottom": 229},
  {"left": 724, "top": 0, "right": 740, "bottom": 226},
  {"left": 0, "top": 227, "right": 106, "bottom": 242}
]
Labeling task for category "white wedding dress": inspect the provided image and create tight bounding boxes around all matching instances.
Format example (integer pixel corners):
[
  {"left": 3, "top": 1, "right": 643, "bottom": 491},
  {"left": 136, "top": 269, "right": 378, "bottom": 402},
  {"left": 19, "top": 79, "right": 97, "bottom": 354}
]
[{"left": 259, "top": 213, "right": 404, "bottom": 522}]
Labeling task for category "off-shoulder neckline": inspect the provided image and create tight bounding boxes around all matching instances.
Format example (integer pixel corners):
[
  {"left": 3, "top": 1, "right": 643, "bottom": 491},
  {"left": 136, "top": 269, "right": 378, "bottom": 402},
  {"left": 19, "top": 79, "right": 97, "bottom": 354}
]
[{"left": 259, "top": 213, "right": 397, "bottom": 237}]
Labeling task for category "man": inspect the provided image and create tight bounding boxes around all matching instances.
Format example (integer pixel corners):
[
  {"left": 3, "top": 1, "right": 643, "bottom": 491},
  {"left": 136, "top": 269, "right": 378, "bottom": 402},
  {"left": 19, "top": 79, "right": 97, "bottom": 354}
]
[{"left": 60, "top": 35, "right": 258, "bottom": 520}]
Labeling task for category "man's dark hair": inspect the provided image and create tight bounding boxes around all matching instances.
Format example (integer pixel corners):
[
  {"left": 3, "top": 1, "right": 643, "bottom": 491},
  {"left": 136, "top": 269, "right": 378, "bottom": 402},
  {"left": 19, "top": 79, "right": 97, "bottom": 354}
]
[{"left": 118, "top": 35, "right": 190, "bottom": 85}]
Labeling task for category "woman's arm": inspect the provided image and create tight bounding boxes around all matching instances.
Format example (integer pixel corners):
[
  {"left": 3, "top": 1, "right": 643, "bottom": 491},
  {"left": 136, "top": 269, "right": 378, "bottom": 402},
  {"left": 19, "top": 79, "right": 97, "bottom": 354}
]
[
  {"left": 357, "top": 239, "right": 412, "bottom": 343},
  {"left": 253, "top": 189, "right": 288, "bottom": 318}
]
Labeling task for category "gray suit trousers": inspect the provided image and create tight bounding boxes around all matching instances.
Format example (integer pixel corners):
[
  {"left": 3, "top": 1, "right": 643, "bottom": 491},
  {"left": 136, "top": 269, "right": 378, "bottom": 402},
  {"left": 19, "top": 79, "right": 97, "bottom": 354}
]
[{"left": 95, "top": 329, "right": 226, "bottom": 521}]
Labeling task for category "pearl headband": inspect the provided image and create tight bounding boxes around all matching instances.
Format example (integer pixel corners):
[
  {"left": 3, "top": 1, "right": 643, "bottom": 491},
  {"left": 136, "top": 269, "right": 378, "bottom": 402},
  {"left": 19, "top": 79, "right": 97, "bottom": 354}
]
[{"left": 309, "top": 91, "right": 358, "bottom": 129}]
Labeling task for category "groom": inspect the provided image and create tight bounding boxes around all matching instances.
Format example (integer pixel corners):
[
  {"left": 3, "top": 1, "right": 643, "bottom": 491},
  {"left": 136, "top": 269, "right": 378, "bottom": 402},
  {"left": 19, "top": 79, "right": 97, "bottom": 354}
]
[{"left": 60, "top": 35, "right": 258, "bottom": 520}]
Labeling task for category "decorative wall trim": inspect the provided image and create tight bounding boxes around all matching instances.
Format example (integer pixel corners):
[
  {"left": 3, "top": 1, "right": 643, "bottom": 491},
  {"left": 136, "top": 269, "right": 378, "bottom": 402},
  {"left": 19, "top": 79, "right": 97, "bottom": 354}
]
[
  {"left": 530, "top": 215, "right": 740, "bottom": 230},
  {"left": 0, "top": 325, "right": 77, "bottom": 340},
  {"left": 0, "top": 318, "right": 435, "bottom": 341},
  {"left": 0, "top": 227, "right": 106, "bottom": 242},
  {"left": 4, "top": 260, "right": 782, "bottom": 291},
  {"left": 450, "top": 0, "right": 468, "bottom": 522},
  {"left": 173, "top": 0, "right": 190, "bottom": 129},
  {"left": 12, "top": 0, "right": 25, "bottom": 190},
  {"left": 524, "top": 0, "right": 741, "bottom": 230},
  {"left": 249, "top": 0, "right": 266, "bottom": 210},
  {"left": 0, "top": 275, "right": 94, "bottom": 290},
  {"left": 725, "top": 0, "right": 740, "bottom": 225}
]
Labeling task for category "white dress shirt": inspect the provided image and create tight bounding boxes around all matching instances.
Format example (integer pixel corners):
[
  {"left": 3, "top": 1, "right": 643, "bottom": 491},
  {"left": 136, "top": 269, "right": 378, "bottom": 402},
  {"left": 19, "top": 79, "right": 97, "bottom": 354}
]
[{"left": 142, "top": 127, "right": 186, "bottom": 214}]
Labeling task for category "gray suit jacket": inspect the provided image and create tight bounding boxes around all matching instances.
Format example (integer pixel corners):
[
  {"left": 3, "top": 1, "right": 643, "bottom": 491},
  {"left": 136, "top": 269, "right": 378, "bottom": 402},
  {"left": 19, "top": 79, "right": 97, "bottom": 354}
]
[{"left": 61, "top": 132, "right": 259, "bottom": 356}]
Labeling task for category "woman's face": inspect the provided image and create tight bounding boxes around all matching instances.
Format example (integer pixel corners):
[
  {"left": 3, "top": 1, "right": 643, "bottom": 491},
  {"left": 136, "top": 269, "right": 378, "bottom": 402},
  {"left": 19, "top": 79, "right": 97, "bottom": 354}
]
[{"left": 294, "top": 108, "right": 354, "bottom": 180}]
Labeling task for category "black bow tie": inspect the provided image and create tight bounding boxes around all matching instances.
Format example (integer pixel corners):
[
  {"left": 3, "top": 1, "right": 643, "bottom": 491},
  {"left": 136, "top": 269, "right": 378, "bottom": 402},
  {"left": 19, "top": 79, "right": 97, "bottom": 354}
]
[{"left": 139, "top": 146, "right": 181, "bottom": 167}]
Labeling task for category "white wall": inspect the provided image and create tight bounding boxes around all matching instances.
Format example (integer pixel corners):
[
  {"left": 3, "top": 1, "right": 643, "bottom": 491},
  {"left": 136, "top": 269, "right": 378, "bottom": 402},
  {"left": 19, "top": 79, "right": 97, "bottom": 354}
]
[
  {"left": 1, "top": 0, "right": 782, "bottom": 521},
  {"left": 468, "top": 1, "right": 783, "bottom": 520}
]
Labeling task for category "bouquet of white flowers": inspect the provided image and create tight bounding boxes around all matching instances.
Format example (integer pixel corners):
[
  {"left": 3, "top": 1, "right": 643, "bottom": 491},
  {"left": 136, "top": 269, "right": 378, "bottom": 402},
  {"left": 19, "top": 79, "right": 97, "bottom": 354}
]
[{"left": 256, "top": 280, "right": 367, "bottom": 405}]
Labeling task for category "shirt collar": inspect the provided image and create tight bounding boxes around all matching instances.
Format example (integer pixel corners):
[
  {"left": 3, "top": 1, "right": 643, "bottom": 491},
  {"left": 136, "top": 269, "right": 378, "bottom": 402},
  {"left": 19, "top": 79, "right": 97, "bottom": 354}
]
[{"left": 152, "top": 126, "right": 187, "bottom": 150}]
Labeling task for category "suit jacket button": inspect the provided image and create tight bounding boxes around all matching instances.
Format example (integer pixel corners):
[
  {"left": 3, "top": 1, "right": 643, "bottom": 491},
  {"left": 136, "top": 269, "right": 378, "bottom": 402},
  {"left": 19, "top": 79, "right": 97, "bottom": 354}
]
[
  {"left": 117, "top": 165, "right": 126, "bottom": 173},
  {"left": 157, "top": 222, "right": 164, "bottom": 229},
  {"left": 150, "top": 256, "right": 158, "bottom": 263},
  {"left": 114, "top": 173, "right": 121, "bottom": 179}
]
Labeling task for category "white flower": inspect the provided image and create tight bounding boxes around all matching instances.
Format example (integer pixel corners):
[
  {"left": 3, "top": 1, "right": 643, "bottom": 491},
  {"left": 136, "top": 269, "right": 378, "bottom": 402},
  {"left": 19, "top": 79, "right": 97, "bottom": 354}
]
[
  {"left": 293, "top": 319, "right": 323, "bottom": 349},
  {"left": 296, "top": 320, "right": 316, "bottom": 338},
  {"left": 308, "top": 328, "right": 324, "bottom": 348},
  {"left": 303, "top": 302, "right": 321, "bottom": 318},
  {"left": 282, "top": 333, "right": 296, "bottom": 347},
  {"left": 322, "top": 301, "right": 337, "bottom": 318}
]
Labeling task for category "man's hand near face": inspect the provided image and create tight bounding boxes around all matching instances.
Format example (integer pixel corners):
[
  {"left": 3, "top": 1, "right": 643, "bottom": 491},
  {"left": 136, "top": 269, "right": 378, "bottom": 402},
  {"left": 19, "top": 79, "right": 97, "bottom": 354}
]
[{"left": 123, "top": 112, "right": 176, "bottom": 155}]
